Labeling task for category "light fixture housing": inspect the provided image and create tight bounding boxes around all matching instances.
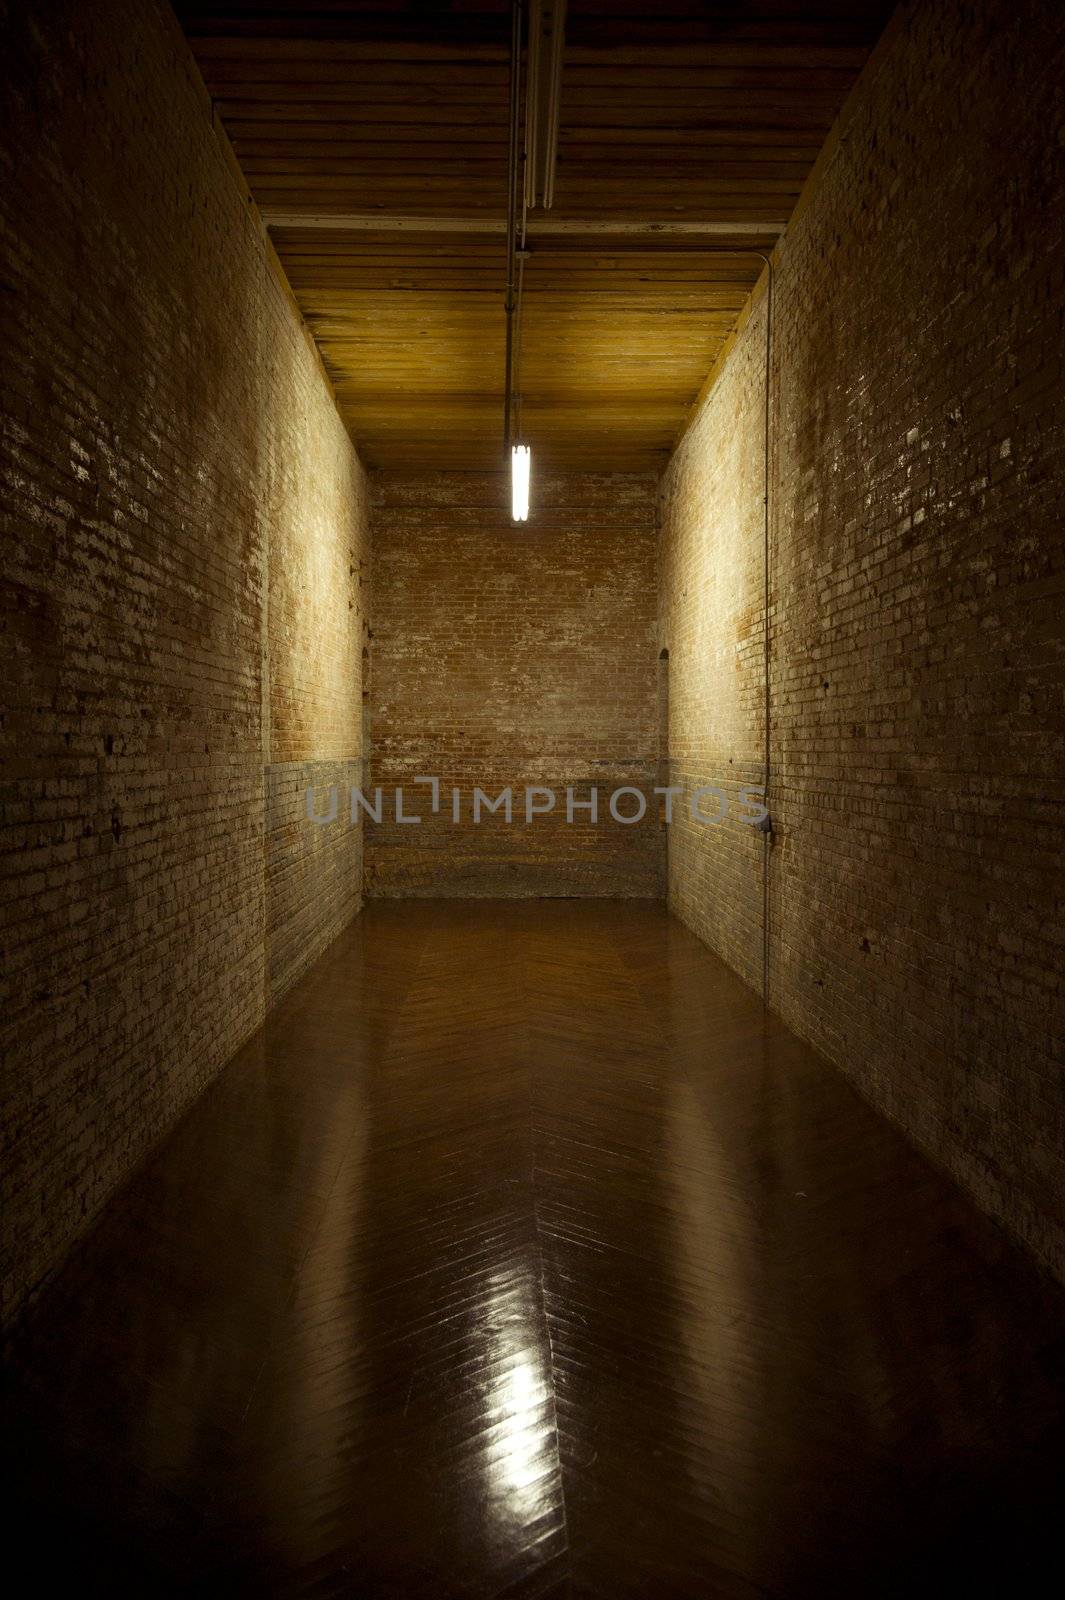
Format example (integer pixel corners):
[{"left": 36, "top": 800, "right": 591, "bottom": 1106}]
[{"left": 511, "top": 444, "right": 530, "bottom": 522}]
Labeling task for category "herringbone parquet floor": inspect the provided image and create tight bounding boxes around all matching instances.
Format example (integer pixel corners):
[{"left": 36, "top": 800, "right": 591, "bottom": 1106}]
[{"left": 5, "top": 901, "right": 1065, "bottom": 1596}]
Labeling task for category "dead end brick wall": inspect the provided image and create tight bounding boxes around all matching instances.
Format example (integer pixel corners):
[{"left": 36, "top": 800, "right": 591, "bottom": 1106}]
[
  {"left": 366, "top": 472, "right": 662, "bottom": 899},
  {"left": 0, "top": 0, "right": 368, "bottom": 1324},
  {"left": 660, "top": 0, "right": 1065, "bottom": 1277}
]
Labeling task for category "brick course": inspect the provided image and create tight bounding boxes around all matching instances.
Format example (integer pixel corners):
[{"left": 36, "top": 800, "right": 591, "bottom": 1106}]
[
  {"left": 660, "top": 0, "right": 1065, "bottom": 1277},
  {"left": 0, "top": 0, "right": 368, "bottom": 1323},
  {"left": 366, "top": 472, "right": 662, "bottom": 898}
]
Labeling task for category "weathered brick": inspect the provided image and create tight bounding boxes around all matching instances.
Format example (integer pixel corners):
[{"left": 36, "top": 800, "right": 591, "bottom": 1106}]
[
  {"left": 366, "top": 472, "right": 662, "bottom": 899},
  {"left": 660, "top": 0, "right": 1065, "bottom": 1278},
  {"left": 0, "top": 0, "right": 368, "bottom": 1324}
]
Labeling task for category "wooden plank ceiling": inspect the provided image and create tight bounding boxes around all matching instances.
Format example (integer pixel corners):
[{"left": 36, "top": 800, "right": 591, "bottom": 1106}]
[{"left": 178, "top": 2, "right": 892, "bottom": 472}]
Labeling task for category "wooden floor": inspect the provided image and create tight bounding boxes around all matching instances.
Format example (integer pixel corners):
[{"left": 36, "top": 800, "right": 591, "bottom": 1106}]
[{"left": 4, "top": 901, "right": 1065, "bottom": 1596}]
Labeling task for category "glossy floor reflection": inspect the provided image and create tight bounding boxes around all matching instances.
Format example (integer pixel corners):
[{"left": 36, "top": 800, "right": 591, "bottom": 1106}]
[{"left": 4, "top": 901, "right": 1065, "bottom": 1597}]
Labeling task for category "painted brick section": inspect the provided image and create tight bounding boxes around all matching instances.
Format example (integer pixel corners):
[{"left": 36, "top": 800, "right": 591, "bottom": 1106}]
[
  {"left": 660, "top": 0, "right": 1065, "bottom": 1276},
  {"left": 367, "top": 473, "right": 662, "bottom": 898},
  {"left": 0, "top": 0, "right": 368, "bottom": 1323}
]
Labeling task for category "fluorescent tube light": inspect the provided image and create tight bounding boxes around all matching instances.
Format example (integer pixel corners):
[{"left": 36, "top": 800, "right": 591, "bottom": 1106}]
[{"left": 511, "top": 444, "right": 530, "bottom": 522}]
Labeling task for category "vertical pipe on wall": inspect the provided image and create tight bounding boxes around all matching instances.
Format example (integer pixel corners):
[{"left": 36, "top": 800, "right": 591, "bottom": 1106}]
[{"left": 758, "top": 255, "right": 773, "bottom": 1009}]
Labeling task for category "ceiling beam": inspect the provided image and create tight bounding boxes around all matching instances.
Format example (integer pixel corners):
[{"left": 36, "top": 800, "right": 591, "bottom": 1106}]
[{"left": 261, "top": 211, "right": 786, "bottom": 237}]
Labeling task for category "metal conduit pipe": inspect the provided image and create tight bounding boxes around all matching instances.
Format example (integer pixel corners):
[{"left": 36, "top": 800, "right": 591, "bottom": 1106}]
[
  {"left": 755, "top": 251, "right": 774, "bottom": 1010},
  {"left": 503, "top": 0, "right": 525, "bottom": 455},
  {"left": 542, "top": 0, "right": 567, "bottom": 210},
  {"left": 525, "top": 0, "right": 542, "bottom": 208}
]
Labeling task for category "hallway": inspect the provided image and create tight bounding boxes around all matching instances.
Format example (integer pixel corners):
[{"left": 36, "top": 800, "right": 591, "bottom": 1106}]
[{"left": 6, "top": 902, "right": 1064, "bottom": 1596}]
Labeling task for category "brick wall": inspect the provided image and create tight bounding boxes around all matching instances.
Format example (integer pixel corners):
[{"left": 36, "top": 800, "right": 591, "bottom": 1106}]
[
  {"left": 0, "top": 0, "right": 368, "bottom": 1323},
  {"left": 367, "top": 472, "right": 662, "bottom": 898},
  {"left": 264, "top": 345, "right": 369, "bottom": 1005},
  {"left": 660, "top": 0, "right": 1065, "bottom": 1277}
]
